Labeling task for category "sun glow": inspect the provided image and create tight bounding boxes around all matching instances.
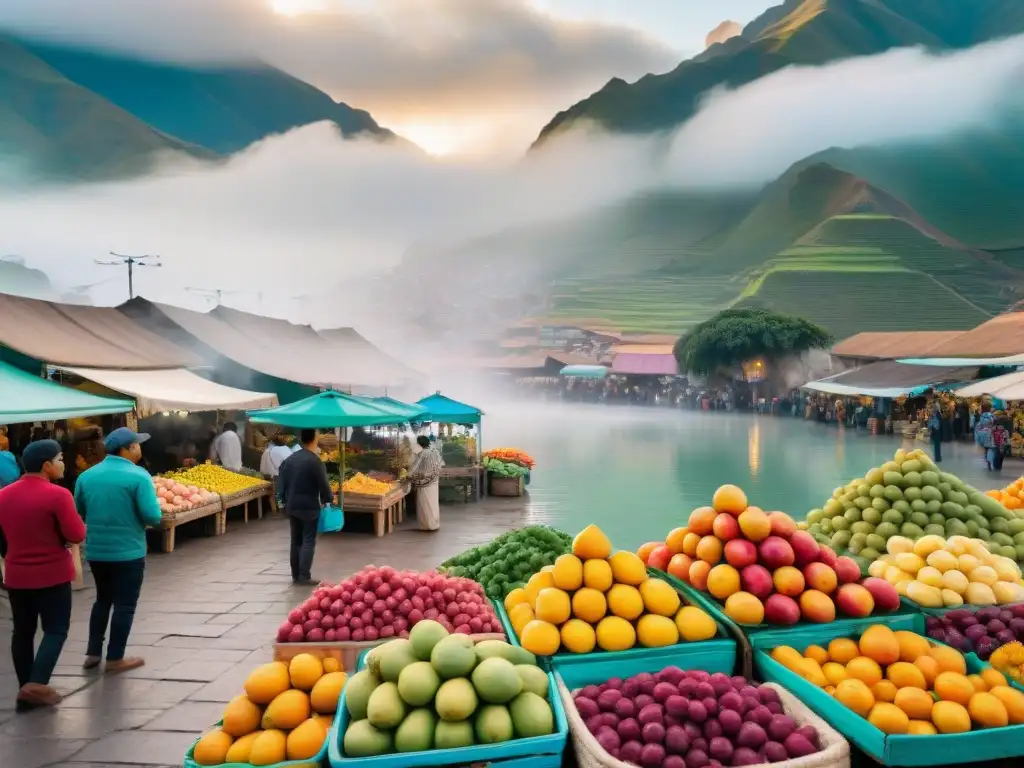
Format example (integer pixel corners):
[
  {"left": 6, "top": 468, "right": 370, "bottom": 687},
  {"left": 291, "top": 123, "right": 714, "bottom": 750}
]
[{"left": 269, "top": 0, "right": 326, "bottom": 16}]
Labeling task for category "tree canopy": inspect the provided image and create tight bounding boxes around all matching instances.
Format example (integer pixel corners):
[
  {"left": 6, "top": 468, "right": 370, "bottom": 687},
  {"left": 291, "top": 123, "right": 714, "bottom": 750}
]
[{"left": 673, "top": 309, "right": 833, "bottom": 376}]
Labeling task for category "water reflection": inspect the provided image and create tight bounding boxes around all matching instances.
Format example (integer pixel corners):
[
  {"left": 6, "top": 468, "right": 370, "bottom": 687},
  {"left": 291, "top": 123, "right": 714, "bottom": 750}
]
[{"left": 479, "top": 401, "right": 991, "bottom": 551}]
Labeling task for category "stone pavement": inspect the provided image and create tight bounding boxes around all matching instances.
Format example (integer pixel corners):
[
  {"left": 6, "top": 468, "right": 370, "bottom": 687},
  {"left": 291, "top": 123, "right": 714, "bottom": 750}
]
[{"left": 0, "top": 497, "right": 531, "bottom": 767}]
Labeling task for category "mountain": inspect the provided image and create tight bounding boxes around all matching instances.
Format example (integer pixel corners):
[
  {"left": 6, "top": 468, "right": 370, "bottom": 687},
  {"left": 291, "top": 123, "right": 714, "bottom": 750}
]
[
  {"left": 0, "top": 37, "right": 208, "bottom": 179},
  {"left": 534, "top": 0, "right": 1024, "bottom": 145},
  {"left": 19, "top": 41, "right": 396, "bottom": 154}
]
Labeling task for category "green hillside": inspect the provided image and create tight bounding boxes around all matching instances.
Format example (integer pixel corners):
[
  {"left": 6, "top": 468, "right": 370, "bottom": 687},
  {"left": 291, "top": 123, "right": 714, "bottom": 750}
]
[
  {"left": 20, "top": 41, "right": 396, "bottom": 154},
  {"left": 0, "top": 37, "right": 208, "bottom": 179}
]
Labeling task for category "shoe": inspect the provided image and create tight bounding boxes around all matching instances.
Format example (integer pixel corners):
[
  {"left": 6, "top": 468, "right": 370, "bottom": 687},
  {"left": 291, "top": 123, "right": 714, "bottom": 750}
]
[
  {"left": 293, "top": 578, "right": 317, "bottom": 586},
  {"left": 104, "top": 657, "right": 145, "bottom": 673},
  {"left": 16, "top": 683, "right": 62, "bottom": 708},
  {"left": 83, "top": 656, "right": 102, "bottom": 670}
]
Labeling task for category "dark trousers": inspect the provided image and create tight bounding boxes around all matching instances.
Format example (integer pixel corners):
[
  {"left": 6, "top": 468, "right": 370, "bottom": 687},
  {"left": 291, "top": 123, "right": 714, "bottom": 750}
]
[
  {"left": 289, "top": 515, "right": 319, "bottom": 582},
  {"left": 932, "top": 435, "right": 942, "bottom": 463},
  {"left": 87, "top": 558, "right": 145, "bottom": 661},
  {"left": 8, "top": 582, "right": 72, "bottom": 687}
]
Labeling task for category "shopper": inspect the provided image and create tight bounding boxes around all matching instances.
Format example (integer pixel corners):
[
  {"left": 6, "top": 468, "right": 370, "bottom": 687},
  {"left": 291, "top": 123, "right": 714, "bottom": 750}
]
[
  {"left": 259, "top": 433, "right": 292, "bottom": 506},
  {"left": 74, "top": 428, "right": 162, "bottom": 672},
  {"left": 279, "top": 429, "right": 332, "bottom": 585},
  {"left": 408, "top": 435, "right": 443, "bottom": 531},
  {"left": 0, "top": 432, "right": 20, "bottom": 488},
  {"left": 0, "top": 439, "right": 85, "bottom": 709},
  {"left": 210, "top": 422, "right": 243, "bottom": 472}
]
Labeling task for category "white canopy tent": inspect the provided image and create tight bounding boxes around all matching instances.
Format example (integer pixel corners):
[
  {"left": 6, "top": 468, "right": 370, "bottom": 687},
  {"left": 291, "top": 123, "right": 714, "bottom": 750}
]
[
  {"left": 61, "top": 367, "right": 278, "bottom": 418},
  {"left": 955, "top": 371, "right": 1024, "bottom": 401}
]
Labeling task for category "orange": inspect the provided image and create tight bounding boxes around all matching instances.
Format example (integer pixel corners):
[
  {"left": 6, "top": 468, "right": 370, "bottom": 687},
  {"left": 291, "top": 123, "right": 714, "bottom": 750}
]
[
  {"left": 894, "top": 631, "right": 931, "bottom": 663},
  {"left": 667, "top": 553, "right": 694, "bottom": 582},
  {"left": 571, "top": 588, "right": 607, "bottom": 624},
  {"left": 846, "top": 656, "right": 884, "bottom": 688},
  {"left": 637, "top": 541, "right": 661, "bottom": 564},
  {"left": 928, "top": 645, "right": 967, "bottom": 675},
  {"left": 688, "top": 560, "right": 712, "bottom": 592},
  {"left": 867, "top": 702, "right": 909, "bottom": 734},
  {"left": 695, "top": 536, "right": 723, "bottom": 565},
  {"left": 665, "top": 527, "right": 689, "bottom": 554},
  {"left": 859, "top": 625, "right": 900, "bottom": 666},
  {"left": 913, "top": 656, "right": 940, "bottom": 688},
  {"left": 823, "top": 662, "right": 848, "bottom": 687},
  {"left": 934, "top": 672, "right": 975, "bottom": 706},
  {"left": 681, "top": 533, "right": 702, "bottom": 557},
  {"left": 828, "top": 638, "right": 861, "bottom": 665},
  {"left": 795, "top": 658, "right": 828, "bottom": 688},
  {"left": 712, "top": 484, "right": 748, "bottom": 515},
  {"left": 907, "top": 720, "right": 937, "bottom": 735},
  {"left": 804, "top": 645, "right": 829, "bottom": 666},
  {"left": 834, "top": 679, "right": 875, "bottom": 717},
  {"left": 770, "top": 646, "right": 804, "bottom": 672},
  {"left": 687, "top": 507, "right": 717, "bottom": 536},
  {"left": 519, "top": 620, "right": 561, "bottom": 656},
  {"left": 968, "top": 692, "right": 1008, "bottom": 729},
  {"left": 931, "top": 701, "right": 971, "bottom": 734},
  {"left": 894, "top": 687, "right": 934, "bottom": 720},
  {"left": 989, "top": 685, "right": 1024, "bottom": 724},
  {"left": 981, "top": 668, "right": 1009, "bottom": 689},
  {"left": 534, "top": 588, "right": 571, "bottom": 624},
  {"left": 886, "top": 662, "right": 927, "bottom": 690},
  {"left": 706, "top": 564, "right": 741, "bottom": 600},
  {"left": 967, "top": 674, "right": 988, "bottom": 693},
  {"left": 872, "top": 680, "right": 898, "bottom": 703}
]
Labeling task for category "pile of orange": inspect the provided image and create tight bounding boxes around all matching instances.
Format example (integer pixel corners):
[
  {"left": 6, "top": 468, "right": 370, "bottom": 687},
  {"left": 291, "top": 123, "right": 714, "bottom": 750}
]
[
  {"left": 986, "top": 479, "right": 1024, "bottom": 511},
  {"left": 770, "top": 624, "right": 1024, "bottom": 735}
]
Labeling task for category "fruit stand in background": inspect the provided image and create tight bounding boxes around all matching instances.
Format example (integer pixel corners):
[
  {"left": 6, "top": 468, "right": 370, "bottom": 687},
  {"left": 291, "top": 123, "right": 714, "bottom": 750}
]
[
  {"left": 165, "top": 463, "right": 274, "bottom": 526},
  {"left": 152, "top": 474, "right": 226, "bottom": 553},
  {"left": 925, "top": 605, "right": 1024, "bottom": 661},
  {"left": 482, "top": 448, "right": 534, "bottom": 497},
  {"left": 639, "top": 486, "right": 904, "bottom": 630},
  {"left": 339, "top": 474, "right": 409, "bottom": 538}
]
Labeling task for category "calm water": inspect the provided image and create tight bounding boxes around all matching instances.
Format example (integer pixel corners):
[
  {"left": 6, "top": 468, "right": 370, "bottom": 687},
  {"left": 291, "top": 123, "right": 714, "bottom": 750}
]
[{"left": 483, "top": 402, "right": 998, "bottom": 551}]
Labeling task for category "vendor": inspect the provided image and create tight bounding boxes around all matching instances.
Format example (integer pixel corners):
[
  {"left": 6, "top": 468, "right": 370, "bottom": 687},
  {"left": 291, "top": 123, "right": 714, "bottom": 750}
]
[
  {"left": 408, "top": 435, "right": 443, "bottom": 531},
  {"left": 209, "top": 422, "right": 243, "bottom": 472}
]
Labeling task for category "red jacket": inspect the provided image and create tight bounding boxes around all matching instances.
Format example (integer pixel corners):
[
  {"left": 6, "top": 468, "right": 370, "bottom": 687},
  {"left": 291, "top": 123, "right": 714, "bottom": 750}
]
[{"left": 0, "top": 475, "right": 86, "bottom": 590}]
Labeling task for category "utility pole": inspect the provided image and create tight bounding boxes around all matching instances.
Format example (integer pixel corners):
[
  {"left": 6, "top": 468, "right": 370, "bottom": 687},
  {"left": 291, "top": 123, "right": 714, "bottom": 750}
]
[
  {"left": 94, "top": 252, "right": 162, "bottom": 300},
  {"left": 186, "top": 286, "right": 241, "bottom": 308}
]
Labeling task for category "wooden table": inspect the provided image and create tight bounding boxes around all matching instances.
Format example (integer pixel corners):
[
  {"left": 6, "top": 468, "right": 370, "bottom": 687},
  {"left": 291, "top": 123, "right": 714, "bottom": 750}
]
[
  {"left": 439, "top": 465, "right": 483, "bottom": 503},
  {"left": 342, "top": 485, "right": 409, "bottom": 537},
  {"left": 158, "top": 500, "right": 225, "bottom": 553},
  {"left": 222, "top": 483, "right": 273, "bottom": 524}
]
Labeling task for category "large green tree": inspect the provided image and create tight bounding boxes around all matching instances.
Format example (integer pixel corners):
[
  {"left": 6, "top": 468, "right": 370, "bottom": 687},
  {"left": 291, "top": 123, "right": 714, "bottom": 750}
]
[{"left": 674, "top": 309, "right": 832, "bottom": 376}]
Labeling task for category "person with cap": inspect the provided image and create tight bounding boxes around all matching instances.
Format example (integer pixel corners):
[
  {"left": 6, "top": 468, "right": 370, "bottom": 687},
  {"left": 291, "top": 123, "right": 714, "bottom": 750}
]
[
  {"left": 74, "top": 427, "right": 162, "bottom": 672},
  {"left": 0, "top": 439, "right": 85, "bottom": 709}
]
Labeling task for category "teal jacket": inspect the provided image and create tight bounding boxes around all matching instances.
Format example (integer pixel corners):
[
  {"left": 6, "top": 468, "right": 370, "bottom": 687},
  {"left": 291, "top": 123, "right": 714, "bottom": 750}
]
[{"left": 75, "top": 455, "right": 162, "bottom": 562}]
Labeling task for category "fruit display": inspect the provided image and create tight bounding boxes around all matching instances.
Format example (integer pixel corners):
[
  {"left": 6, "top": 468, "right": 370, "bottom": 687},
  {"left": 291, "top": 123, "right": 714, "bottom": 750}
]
[
  {"left": 482, "top": 448, "right": 535, "bottom": 469},
  {"left": 640, "top": 484, "right": 900, "bottom": 626},
  {"left": 572, "top": 667, "right": 826, "bottom": 767},
  {"left": 440, "top": 526, "right": 573, "bottom": 600},
  {"left": 164, "top": 463, "right": 268, "bottom": 496},
  {"left": 768, "top": 624, "right": 1024, "bottom": 735},
  {"left": 505, "top": 525, "right": 719, "bottom": 655},
  {"left": 869, "top": 534, "right": 1024, "bottom": 609},
  {"left": 189, "top": 653, "right": 346, "bottom": 765},
  {"left": 805, "top": 448, "right": 1021, "bottom": 567},
  {"left": 340, "top": 622, "right": 556, "bottom": 757},
  {"left": 276, "top": 567, "right": 502, "bottom": 643},
  {"left": 342, "top": 472, "right": 394, "bottom": 496},
  {"left": 989, "top": 641, "right": 1024, "bottom": 685},
  {"left": 483, "top": 456, "right": 529, "bottom": 478},
  {"left": 152, "top": 476, "right": 220, "bottom": 515},
  {"left": 926, "top": 605, "right": 1024, "bottom": 659},
  {"left": 987, "top": 477, "right": 1024, "bottom": 511}
]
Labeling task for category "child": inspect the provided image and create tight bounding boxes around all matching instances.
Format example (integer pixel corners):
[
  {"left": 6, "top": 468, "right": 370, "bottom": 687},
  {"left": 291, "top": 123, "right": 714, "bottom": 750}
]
[{"left": 992, "top": 420, "right": 1010, "bottom": 471}]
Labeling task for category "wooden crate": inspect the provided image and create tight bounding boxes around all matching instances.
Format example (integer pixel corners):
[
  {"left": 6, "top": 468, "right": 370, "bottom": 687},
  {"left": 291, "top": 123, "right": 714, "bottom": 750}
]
[
  {"left": 158, "top": 500, "right": 225, "bottom": 553},
  {"left": 489, "top": 474, "right": 524, "bottom": 497},
  {"left": 222, "top": 484, "right": 272, "bottom": 524},
  {"left": 342, "top": 486, "right": 408, "bottom": 537}
]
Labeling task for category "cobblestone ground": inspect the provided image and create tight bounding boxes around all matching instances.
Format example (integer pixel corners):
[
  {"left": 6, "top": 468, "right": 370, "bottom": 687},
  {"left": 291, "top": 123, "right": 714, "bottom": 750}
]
[{"left": 0, "top": 498, "right": 532, "bottom": 767}]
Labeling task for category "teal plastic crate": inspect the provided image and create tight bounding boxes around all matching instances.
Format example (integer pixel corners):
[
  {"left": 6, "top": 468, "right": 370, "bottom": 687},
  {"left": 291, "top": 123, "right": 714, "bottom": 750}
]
[
  {"left": 753, "top": 625, "right": 1024, "bottom": 765},
  {"left": 664, "top": 569, "right": 924, "bottom": 634},
  {"left": 749, "top": 610, "right": 925, "bottom": 650},
  {"left": 553, "top": 638, "right": 736, "bottom": 690},
  {"left": 495, "top": 577, "right": 740, "bottom": 675},
  {"left": 327, "top": 651, "right": 568, "bottom": 768},
  {"left": 183, "top": 719, "right": 328, "bottom": 768}
]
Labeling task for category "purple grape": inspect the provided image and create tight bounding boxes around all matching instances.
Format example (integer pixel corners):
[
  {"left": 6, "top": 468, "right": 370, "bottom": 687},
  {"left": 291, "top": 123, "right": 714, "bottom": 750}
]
[
  {"left": 576, "top": 697, "right": 600, "bottom": 719},
  {"left": 731, "top": 675, "right": 748, "bottom": 689},
  {"left": 701, "top": 697, "right": 718, "bottom": 717},
  {"left": 702, "top": 719, "right": 722, "bottom": 740},
  {"left": 676, "top": 678, "right": 697, "bottom": 698},
  {"left": 929, "top": 628, "right": 948, "bottom": 643},
  {"left": 736, "top": 722, "right": 768, "bottom": 749},
  {"left": 621, "top": 680, "right": 640, "bottom": 699},
  {"left": 580, "top": 685, "right": 601, "bottom": 700},
  {"left": 997, "top": 629, "right": 1016, "bottom": 645},
  {"left": 598, "top": 689, "right": 623, "bottom": 711},
  {"left": 618, "top": 718, "right": 642, "bottom": 742},
  {"left": 635, "top": 694, "right": 655, "bottom": 711},
  {"left": 709, "top": 673, "right": 732, "bottom": 697},
  {"left": 767, "top": 714, "right": 796, "bottom": 742},
  {"left": 620, "top": 740, "right": 643, "bottom": 764},
  {"left": 685, "top": 749, "right": 709, "bottom": 768},
  {"left": 718, "top": 691, "right": 743, "bottom": 712},
  {"left": 596, "top": 727, "right": 621, "bottom": 753},
  {"left": 665, "top": 695, "right": 688, "bottom": 718},
  {"left": 642, "top": 722, "right": 665, "bottom": 744},
  {"left": 977, "top": 607, "right": 1001, "bottom": 623},
  {"left": 586, "top": 714, "right": 604, "bottom": 734},
  {"left": 718, "top": 709, "right": 743, "bottom": 735},
  {"left": 601, "top": 712, "right": 620, "bottom": 729},
  {"left": 664, "top": 756, "right": 686, "bottom": 768},
  {"left": 757, "top": 686, "right": 781, "bottom": 705},
  {"left": 694, "top": 682, "right": 715, "bottom": 699},
  {"left": 683, "top": 722, "right": 702, "bottom": 741},
  {"left": 639, "top": 743, "right": 665, "bottom": 768},
  {"left": 925, "top": 616, "right": 941, "bottom": 631},
  {"left": 765, "top": 701, "right": 784, "bottom": 715},
  {"left": 664, "top": 725, "right": 691, "bottom": 755},
  {"left": 1009, "top": 618, "right": 1024, "bottom": 636},
  {"left": 964, "top": 624, "right": 989, "bottom": 643},
  {"left": 708, "top": 737, "right": 733, "bottom": 763},
  {"left": 988, "top": 620, "right": 1007, "bottom": 634},
  {"left": 654, "top": 682, "right": 677, "bottom": 703},
  {"left": 615, "top": 698, "right": 636, "bottom": 719},
  {"left": 659, "top": 666, "right": 685, "bottom": 685},
  {"left": 687, "top": 700, "right": 708, "bottom": 723},
  {"left": 731, "top": 747, "right": 761, "bottom": 766},
  {"left": 795, "top": 725, "right": 820, "bottom": 749},
  {"left": 638, "top": 703, "right": 664, "bottom": 725},
  {"left": 607, "top": 677, "right": 624, "bottom": 690},
  {"left": 784, "top": 733, "right": 818, "bottom": 758},
  {"left": 764, "top": 741, "right": 788, "bottom": 762},
  {"left": 751, "top": 705, "right": 774, "bottom": 727}
]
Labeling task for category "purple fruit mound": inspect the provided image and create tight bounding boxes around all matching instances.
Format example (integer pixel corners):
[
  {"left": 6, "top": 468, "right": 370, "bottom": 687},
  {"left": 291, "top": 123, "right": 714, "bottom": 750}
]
[
  {"left": 926, "top": 604, "right": 1024, "bottom": 660},
  {"left": 573, "top": 668, "right": 823, "bottom": 767}
]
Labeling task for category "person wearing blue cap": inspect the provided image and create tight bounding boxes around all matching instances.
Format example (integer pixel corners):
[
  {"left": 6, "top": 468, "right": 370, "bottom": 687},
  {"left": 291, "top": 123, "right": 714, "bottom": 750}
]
[
  {"left": 0, "top": 439, "right": 85, "bottom": 709},
  {"left": 74, "top": 427, "right": 162, "bottom": 673}
]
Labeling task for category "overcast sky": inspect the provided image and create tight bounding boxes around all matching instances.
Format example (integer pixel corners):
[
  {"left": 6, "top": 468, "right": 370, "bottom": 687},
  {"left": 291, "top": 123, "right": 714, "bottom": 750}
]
[{"left": 0, "top": 0, "right": 769, "bottom": 155}]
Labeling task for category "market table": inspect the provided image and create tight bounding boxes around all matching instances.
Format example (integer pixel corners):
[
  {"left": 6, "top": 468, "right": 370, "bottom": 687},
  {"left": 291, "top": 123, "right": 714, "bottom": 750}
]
[
  {"left": 221, "top": 482, "right": 273, "bottom": 525},
  {"left": 158, "top": 499, "right": 225, "bottom": 553},
  {"left": 341, "top": 484, "right": 409, "bottom": 536},
  {"left": 439, "top": 464, "right": 483, "bottom": 502}
]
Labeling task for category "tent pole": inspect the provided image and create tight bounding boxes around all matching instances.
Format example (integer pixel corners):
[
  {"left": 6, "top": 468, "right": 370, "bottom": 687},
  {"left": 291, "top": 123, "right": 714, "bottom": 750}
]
[{"left": 336, "top": 426, "right": 344, "bottom": 507}]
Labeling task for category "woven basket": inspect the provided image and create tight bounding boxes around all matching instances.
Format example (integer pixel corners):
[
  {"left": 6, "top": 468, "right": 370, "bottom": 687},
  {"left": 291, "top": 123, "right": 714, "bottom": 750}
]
[
  {"left": 558, "top": 676, "right": 850, "bottom": 768},
  {"left": 489, "top": 474, "right": 524, "bottom": 497}
]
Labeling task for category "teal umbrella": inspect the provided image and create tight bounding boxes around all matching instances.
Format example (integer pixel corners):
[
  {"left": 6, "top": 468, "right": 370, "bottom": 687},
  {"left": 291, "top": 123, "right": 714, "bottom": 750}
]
[
  {"left": 350, "top": 394, "right": 427, "bottom": 420},
  {"left": 246, "top": 390, "right": 410, "bottom": 428},
  {"left": 560, "top": 365, "right": 607, "bottom": 379}
]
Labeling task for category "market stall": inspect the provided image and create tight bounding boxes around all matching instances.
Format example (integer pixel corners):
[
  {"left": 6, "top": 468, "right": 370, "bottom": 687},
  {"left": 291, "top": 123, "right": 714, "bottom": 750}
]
[
  {"left": 416, "top": 391, "right": 485, "bottom": 501},
  {"left": 248, "top": 390, "right": 413, "bottom": 536}
]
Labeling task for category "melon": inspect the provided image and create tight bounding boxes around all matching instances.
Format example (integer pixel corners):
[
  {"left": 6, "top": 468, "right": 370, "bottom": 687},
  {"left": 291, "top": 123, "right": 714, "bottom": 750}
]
[
  {"left": 345, "top": 670, "right": 381, "bottom": 721},
  {"left": 435, "top": 719, "right": 476, "bottom": 748},
  {"left": 395, "top": 708, "right": 437, "bottom": 752},
  {"left": 435, "top": 678, "right": 479, "bottom": 722},
  {"left": 475, "top": 704, "right": 514, "bottom": 744},
  {"left": 344, "top": 720, "right": 393, "bottom": 757},
  {"left": 515, "top": 665, "right": 549, "bottom": 697},
  {"left": 509, "top": 691, "right": 555, "bottom": 737},
  {"left": 471, "top": 657, "right": 523, "bottom": 704},
  {"left": 431, "top": 635, "right": 477, "bottom": 679},
  {"left": 410, "top": 619, "right": 449, "bottom": 660},
  {"left": 397, "top": 661, "right": 441, "bottom": 707},
  {"left": 378, "top": 639, "right": 419, "bottom": 683},
  {"left": 367, "top": 682, "right": 407, "bottom": 729}
]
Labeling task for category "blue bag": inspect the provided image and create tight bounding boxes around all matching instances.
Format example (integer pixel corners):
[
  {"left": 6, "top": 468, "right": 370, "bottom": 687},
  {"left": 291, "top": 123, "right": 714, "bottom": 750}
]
[{"left": 318, "top": 505, "right": 344, "bottom": 533}]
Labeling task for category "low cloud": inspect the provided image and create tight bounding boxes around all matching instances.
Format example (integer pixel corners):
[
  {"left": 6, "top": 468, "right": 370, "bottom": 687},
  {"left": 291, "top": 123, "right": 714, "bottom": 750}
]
[
  {"left": 0, "top": 0, "right": 678, "bottom": 153},
  {"left": 0, "top": 35, "right": 1020, "bottom": 320},
  {"left": 706, "top": 20, "right": 742, "bottom": 49}
]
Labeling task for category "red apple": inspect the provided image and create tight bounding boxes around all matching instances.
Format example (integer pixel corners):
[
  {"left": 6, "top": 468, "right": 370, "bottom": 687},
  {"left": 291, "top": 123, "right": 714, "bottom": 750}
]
[
  {"left": 834, "top": 557, "right": 862, "bottom": 584},
  {"left": 789, "top": 531, "right": 821, "bottom": 567},
  {"left": 758, "top": 536, "right": 795, "bottom": 569},
  {"left": 725, "top": 539, "right": 758, "bottom": 569},
  {"left": 648, "top": 545, "right": 672, "bottom": 572}
]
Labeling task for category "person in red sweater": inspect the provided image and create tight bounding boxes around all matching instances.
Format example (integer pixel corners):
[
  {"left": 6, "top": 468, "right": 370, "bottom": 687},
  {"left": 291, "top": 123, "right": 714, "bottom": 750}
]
[{"left": 0, "top": 439, "right": 85, "bottom": 710}]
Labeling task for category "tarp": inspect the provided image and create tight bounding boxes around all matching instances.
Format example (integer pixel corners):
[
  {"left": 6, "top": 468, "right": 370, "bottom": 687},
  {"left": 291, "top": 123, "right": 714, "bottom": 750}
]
[
  {"left": 0, "top": 361, "right": 134, "bottom": 423},
  {"left": 831, "top": 331, "right": 965, "bottom": 361},
  {"left": 924, "top": 312, "right": 1024, "bottom": 358},
  {"left": 416, "top": 392, "right": 483, "bottom": 424},
  {"left": 0, "top": 293, "right": 197, "bottom": 369},
  {"left": 317, "top": 327, "right": 422, "bottom": 386},
  {"left": 955, "top": 371, "right": 1024, "bottom": 401},
  {"left": 611, "top": 353, "right": 678, "bottom": 376},
  {"left": 560, "top": 365, "right": 607, "bottom": 378},
  {"left": 61, "top": 367, "right": 278, "bottom": 418},
  {"left": 247, "top": 390, "right": 411, "bottom": 428},
  {"left": 803, "top": 361, "right": 978, "bottom": 397}
]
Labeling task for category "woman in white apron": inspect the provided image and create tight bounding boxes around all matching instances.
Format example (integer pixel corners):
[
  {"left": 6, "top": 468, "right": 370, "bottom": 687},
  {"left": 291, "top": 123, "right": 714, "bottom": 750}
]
[{"left": 408, "top": 436, "right": 443, "bottom": 531}]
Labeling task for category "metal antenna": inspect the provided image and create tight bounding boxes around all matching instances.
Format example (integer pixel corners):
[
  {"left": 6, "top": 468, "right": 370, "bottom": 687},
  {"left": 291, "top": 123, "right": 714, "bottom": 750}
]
[{"left": 94, "top": 252, "right": 162, "bottom": 300}]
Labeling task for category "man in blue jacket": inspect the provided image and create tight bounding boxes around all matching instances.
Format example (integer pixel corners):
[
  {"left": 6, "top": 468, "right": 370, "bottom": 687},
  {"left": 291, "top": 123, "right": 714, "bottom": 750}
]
[{"left": 74, "top": 428, "right": 162, "bottom": 673}]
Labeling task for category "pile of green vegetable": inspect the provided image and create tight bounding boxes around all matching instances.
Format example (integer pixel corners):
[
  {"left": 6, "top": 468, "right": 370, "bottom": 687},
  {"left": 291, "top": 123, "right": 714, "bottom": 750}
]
[
  {"left": 440, "top": 526, "right": 572, "bottom": 599},
  {"left": 483, "top": 456, "right": 528, "bottom": 478}
]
